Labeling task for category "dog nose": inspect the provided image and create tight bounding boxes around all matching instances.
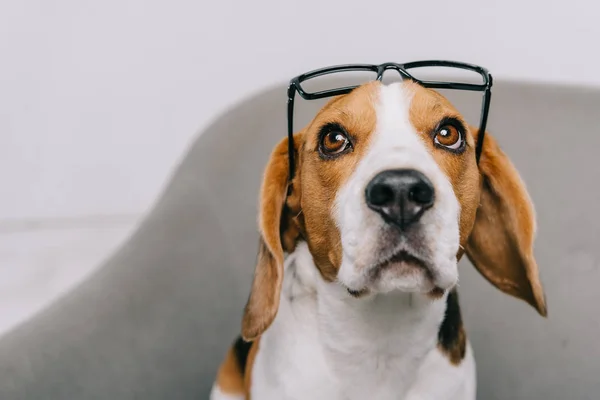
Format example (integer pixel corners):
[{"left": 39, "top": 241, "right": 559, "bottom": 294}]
[{"left": 365, "top": 169, "right": 435, "bottom": 230}]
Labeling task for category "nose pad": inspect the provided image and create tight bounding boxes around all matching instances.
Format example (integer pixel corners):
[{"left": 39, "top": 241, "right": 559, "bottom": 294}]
[{"left": 365, "top": 169, "right": 435, "bottom": 230}]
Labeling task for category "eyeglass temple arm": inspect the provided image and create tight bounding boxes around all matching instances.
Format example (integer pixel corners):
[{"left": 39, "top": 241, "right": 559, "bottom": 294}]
[
  {"left": 287, "top": 85, "right": 297, "bottom": 181},
  {"left": 475, "top": 86, "right": 492, "bottom": 163}
]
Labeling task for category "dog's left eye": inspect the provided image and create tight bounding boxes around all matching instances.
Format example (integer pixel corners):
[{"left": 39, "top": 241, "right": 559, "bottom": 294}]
[
  {"left": 434, "top": 124, "right": 464, "bottom": 151},
  {"left": 320, "top": 130, "right": 351, "bottom": 155}
]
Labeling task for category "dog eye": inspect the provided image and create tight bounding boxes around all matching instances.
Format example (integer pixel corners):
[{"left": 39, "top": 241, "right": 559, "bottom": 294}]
[
  {"left": 434, "top": 124, "right": 464, "bottom": 151},
  {"left": 320, "top": 130, "right": 351, "bottom": 155}
]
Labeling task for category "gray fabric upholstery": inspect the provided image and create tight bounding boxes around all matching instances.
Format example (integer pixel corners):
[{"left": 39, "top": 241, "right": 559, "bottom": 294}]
[{"left": 0, "top": 80, "right": 598, "bottom": 400}]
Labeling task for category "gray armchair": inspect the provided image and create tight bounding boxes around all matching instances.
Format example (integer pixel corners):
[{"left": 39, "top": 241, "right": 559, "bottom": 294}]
[{"left": 0, "top": 80, "right": 598, "bottom": 399}]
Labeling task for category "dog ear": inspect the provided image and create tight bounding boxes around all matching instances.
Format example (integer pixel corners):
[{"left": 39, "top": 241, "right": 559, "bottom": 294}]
[
  {"left": 466, "top": 132, "right": 547, "bottom": 317},
  {"left": 241, "top": 135, "right": 302, "bottom": 341}
]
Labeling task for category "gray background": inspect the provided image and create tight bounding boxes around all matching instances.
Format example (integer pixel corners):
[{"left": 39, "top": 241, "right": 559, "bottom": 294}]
[{"left": 0, "top": 80, "right": 598, "bottom": 399}]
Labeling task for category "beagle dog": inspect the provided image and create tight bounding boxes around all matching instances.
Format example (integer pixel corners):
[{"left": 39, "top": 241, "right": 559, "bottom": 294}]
[{"left": 211, "top": 79, "right": 546, "bottom": 400}]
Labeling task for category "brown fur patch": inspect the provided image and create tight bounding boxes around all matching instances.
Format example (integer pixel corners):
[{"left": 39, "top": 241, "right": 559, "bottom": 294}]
[
  {"left": 215, "top": 346, "right": 246, "bottom": 395},
  {"left": 437, "top": 289, "right": 467, "bottom": 365}
]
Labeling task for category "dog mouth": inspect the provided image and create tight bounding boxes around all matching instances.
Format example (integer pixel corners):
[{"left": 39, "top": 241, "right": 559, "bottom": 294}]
[
  {"left": 345, "top": 249, "right": 439, "bottom": 298},
  {"left": 372, "top": 249, "right": 429, "bottom": 275}
]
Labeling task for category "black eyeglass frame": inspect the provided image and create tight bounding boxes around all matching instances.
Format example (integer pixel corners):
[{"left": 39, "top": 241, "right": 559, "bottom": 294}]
[{"left": 286, "top": 60, "right": 493, "bottom": 180}]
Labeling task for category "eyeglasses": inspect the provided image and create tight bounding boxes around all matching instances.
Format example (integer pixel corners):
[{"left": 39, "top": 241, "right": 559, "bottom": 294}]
[{"left": 286, "top": 60, "right": 493, "bottom": 180}]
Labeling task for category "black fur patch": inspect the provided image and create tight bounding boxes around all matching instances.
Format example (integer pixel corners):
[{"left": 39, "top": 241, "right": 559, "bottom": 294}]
[
  {"left": 437, "top": 289, "right": 467, "bottom": 364},
  {"left": 233, "top": 336, "right": 253, "bottom": 374}
]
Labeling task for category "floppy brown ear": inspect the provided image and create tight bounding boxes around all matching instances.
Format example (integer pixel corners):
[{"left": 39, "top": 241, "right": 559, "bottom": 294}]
[
  {"left": 241, "top": 135, "right": 302, "bottom": 341},
  {"left": 466, "top": 133, "right": 547, "bottom": 316}
]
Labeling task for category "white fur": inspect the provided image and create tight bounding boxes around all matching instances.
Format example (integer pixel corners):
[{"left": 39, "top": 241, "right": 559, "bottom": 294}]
[
  {"left": 210, "top": 384, "right": 244, "bottom": 400},
  {"left": 249, "top": 243, "right": 475, "bottom": 400},
  {"left": 336, "top": 82, "right": 460, "bottom": 294},
  {"left": 405, "top": 342, "right": 476, "bottom": 400}
]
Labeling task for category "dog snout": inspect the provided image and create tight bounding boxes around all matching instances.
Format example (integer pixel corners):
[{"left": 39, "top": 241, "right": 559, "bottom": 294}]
[{"left": 365, "top": 169, "right": 435, "bottom": 230}]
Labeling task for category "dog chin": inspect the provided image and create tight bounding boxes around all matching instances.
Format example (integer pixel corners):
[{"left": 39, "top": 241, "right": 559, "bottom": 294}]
[
  {"left": 374, "top": 268, "right": 435, "bottom": 292},
  {"left": 343, "top": 255, "right": 458, "bottom": 298}
]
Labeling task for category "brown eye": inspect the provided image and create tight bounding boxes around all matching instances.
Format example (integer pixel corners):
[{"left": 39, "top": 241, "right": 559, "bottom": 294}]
[
  {"left": 320, "top": 130, "right": 351, "bottom": 155},
  {"left": 434, "top": 124, "right": 464, "bottom": 151}
]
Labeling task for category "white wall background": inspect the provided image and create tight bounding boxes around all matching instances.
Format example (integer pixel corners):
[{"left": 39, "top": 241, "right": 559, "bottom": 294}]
[
  {"left": 0, "top": 0, "right": 598, "bottom": 333},
  {"left": 2, "top": 0, "right": 599, "bottom": 222}
]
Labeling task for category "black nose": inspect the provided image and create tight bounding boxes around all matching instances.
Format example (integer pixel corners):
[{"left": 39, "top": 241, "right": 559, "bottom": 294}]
[{"left": 365, "top": 169, "right": 435, "bottom": 230}]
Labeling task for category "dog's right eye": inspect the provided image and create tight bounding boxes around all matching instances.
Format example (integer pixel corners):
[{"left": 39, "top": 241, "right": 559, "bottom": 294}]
[{"left": 319, "top": 124, "right": 352, "bottom": 157}]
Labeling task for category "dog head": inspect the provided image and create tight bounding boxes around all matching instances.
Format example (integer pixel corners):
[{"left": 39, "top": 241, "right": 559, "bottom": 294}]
[{"left": 241, "top": 80, "right": 546, "bottom": 341}]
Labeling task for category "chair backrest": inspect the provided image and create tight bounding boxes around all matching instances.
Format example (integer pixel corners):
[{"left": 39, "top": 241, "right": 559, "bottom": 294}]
[{"left": 0, "top": 79, "right": 598, "bottom": 400}]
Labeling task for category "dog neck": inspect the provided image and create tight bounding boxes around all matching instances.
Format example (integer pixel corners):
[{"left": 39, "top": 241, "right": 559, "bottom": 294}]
[{"left": 273, "top": 241, "right": 449, "bottom": 400}]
